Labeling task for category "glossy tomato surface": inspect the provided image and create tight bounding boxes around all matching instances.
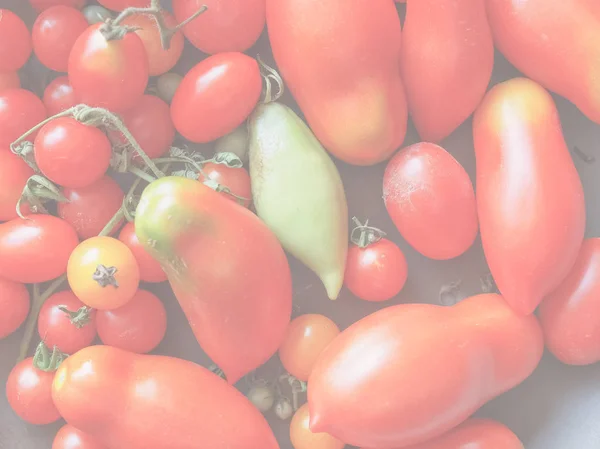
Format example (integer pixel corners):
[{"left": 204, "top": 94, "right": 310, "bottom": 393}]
[
  {"left": 0, "top": 9, "right": 31, "bottom": 72},
  {"left": 52, "top": 424, "right": 107, "bottom": 449},
  {"left": 0, "top": 71, "right": 20, "bottom": 93},
  {"left": 200, "top": 162, "right": 252, "bottom": 207},
  {"left": 29, "top": 0, "right": 87, "bottom": 12},
  {"left": 0, "top": 88, "right": 47, "bottom": 148},
  {"left": 43, "top": 76, "right": 79, "bottom": 116},
  {"left": 0, "top": 151, "right": 34, "bottom": 221},
  {"left": 118, "top": 221, "right": 167, "bottom": 283},
  {"left": 0, "top": 278, "right": 29, "bottom": 339}
]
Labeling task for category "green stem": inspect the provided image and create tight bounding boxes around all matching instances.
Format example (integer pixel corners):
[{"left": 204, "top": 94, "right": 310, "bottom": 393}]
[
  {"left": 129, "top": 166, "right": 157, "bottom": 183},
  {"left": 257, "top": 56, "right": 285, "bottom": 104},
  {"left": 32, "top": 341, "right": 67, "bottom": 372},
  {"left": 350, "top": 217, "right": 387, "bottom": 248}
]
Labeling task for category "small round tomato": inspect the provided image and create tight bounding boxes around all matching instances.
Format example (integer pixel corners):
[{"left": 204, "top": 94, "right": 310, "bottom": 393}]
[
  {"left": 29, "top": 0, "right": 87, "bottom": 12},
  {"left": 290, "top": 403, "right": 345, "bottom": 449},
  {"left": 279, "top": 314, "right": 340, "bottom": 382},
  {"left": 38, "top": 291, "right": 97, "bottom": 354},
  {"left": 0, "top": 71, "right": 20, "bottom": 93},
  {"left": 6, "top": 358, "right": 61, "bottom": 425},
  {"left": 53, "top": 424, "right": 106, "bottom": 449},
  {"left": 0, "top": 88, "right": 47, "bottom": 149},
  {"left": 69, "top": 23, "right": 149, "bottom": 111},
  {"left": 43, "top": 76, "right": 79, "bottom": 115},
  {"left": 34, "top": 117, "right": 112, "bottom": 188},
  {"left": 201, "top": 161, "right": 251, "bottom": 207},
  {"left": 0, "top": 152, "right": 34, "bottom": 221},
  {"left": 0, "top": 9, "right": 32, "bottom": 72},
  {"left": 118, "top": 221, "right": 166, "bottom": 283},
  {"left": 32, "top": 6, "right": 89, "bottom": 73},
  {"left": 171, "top": 52, "right": 262, "bottom": 143},
  {"left": 98, "top": 0, "right": 149, "bottom": 11},
  {"left": 0, "top": 278, "right": 29, "bottom": 339},
  {"left": 67, "top": 236, "right": 140, "bottom": 310},
  {"left": 96, "top": 289, "right": 166, "bottom": 353},
  {"left": 58, "top": 175, "right": 124, "bottom": 239}
]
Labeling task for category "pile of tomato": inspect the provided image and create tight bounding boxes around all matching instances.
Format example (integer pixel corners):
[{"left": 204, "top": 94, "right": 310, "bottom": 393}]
[{"left": 1, "top": 0, "right": 599, "bottom": 448}]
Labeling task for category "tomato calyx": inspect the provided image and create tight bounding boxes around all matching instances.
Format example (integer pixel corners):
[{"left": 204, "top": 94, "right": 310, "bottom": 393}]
[
  {"left": 32, "top": 341, "right": 68, "bottom": 372},
  {"left": 258, "top": 56, "right": 285, "bottom": 104},
  {"left": 93, "top": 265, "right": 120, "bottom": 288},
  {"left": 58, "top": 305, "right": 94, "bottom": 329},
  {"left": 279, "top": 373, "right": 308, "bottom": 411},
  {"left": 350, "top": 217, "right": 387, "bottom": 248},
  {"left": 16, "top": 175, "right": 68, "bottom": 219}
]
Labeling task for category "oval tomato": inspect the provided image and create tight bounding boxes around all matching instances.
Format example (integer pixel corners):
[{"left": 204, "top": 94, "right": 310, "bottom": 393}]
[
  {"left": 43, "top": 76, "right": 80, "bottom": 116},
  {"left": 118, "top": 221, "right": 166, "bottom": 283},
  {"left": 29, "top": 0, "right": 87, "bottom": 12},
  {"left": 201, "top": 161, "right": 252, "bottom": 207},
  {"left": 0, "top": 9, "right": 32, "bottom": 72},
  {"left": 0, "top": 71, "right": 20, "bottom": 93},
  {"left": 53, "top": 424, "right": 106, "bottom": 449},
  {"left": 0, "top": 215, "right": 79, "bottom": 284},
  {"left": 0, "top": 278, "right": 29, "bottom": 339},
  {"left": 171, "top": 52, "right": 262, "bottom": 143},
  {"left": 97, "top": 0, "right": 149, "bottom": 11},
  {"left": 290, "top": 403, "right": 345, "bottom": 449},
  {"left": 0, "top": 152, "right": 34, "bottom": 221},
  {"left": 0, "top": 88, "right": 47, "bottom": 149}
]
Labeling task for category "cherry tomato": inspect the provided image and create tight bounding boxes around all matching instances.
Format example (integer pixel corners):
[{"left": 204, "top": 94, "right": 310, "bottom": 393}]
[
  {"left": 43, "top": 76, "right": 79, "bottom": 115},
  {"left": 0, "top": 215, "right": 79, "bottom": 284},
  {"left": 0, "top": 9, "right": 32, "bottom": 72},
  {"left": 6, "top": 357, "right": 61, "bottom": 425},
  {"left": 0, "top": 71, "right": 20, "bottom": 93},
  {"left": 0, "top": 88, "right": 47, "bottom": 149},
  {"left": 201, "top": 161, "right": 252, "bottom": 207},
  {"left": 0, "top": 152, "right": 34, "bottom": 221},
  {"left": 53, "top": 424, "right": 107, "bottom": 449},
  {"left": 67, "top": 236, "right": 140, "bottom": 310},
  {"left": 32, "top": 6, "right": 89, "bottom": 73},
  {"left": 122, "top": 12, "right": 184, "bottom": 76},
  {"left": 118, "top": 221, "right": 167, "bottom": 283},
  {"left": 0, "top": 278, "right": 29, "bottom": 339},
  {"left": 69, "top": 23, "right": 149, "bottom": 111},
  {"left": 96, "top": 289, "right": 167, "bottom": 353},
  {"left": 279, "top": 314, "right": 340, "bottom": 382},
  {"left": 34, "top": 117, "right": 112, "bottom": 188},
  {"left": 171, "top": 52, "right": 262, "bottom": 143},
  {"left": 29, "top": 0, "right": 87, "bottom": 12},
  {"left": 58, "top": 175, "right": 124, "bottom": 239},
  {"left": 290, "top": 403, "right": 345, "bottom": 449},
  {"left": 97, "top": 0, "right": 149, "bottom": 11}
]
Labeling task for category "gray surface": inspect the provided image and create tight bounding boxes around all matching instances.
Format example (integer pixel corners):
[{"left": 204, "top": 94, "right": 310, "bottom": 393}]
[{"left": 2, "top": 1, "right": 600, "bottom": 448}]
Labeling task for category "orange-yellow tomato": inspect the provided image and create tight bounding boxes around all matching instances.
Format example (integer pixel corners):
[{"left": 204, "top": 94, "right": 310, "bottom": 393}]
[
  {"left": 67, "top": 236, "right": 140, "bottom": 310},
  {"left": 290, "top": 403, "right": 345, "bottom": 449},
  {"left": 279, "top": 314, "right": 340, "bottom": 381}
]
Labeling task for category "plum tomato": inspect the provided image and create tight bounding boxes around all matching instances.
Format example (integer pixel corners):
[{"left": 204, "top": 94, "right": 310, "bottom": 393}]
[
  {"left": 0, "top": 71, "right": 20, "bottom": 93},
  {"left": 0, "top": 278, "right": 30, "bottom": 339},
  {"left": 0, "top": 9, "right": 32, "bottom": 72},
  {"left": 118, "top": 222, "right": 167, "bottom": 283},
  {"left": 201, "top": 161, "right": 252, "bottom": 207},
  {"left": 290, "top": 403, "right": 345, "bottom": 449},
  {"left": 43, "top": 76, "right": 80, "bottom": 115},
  {"left": 0, "top": 152, "right": 34, "bottom": 221},
  {"left": 29, "top": 0, "right": 87, "bottom": 12},
  {"left": 52, "top": 424, "right": 107, "bottom": 449},
  {"left": 0, "top": 88, "right": 47, "bottom": 148}
]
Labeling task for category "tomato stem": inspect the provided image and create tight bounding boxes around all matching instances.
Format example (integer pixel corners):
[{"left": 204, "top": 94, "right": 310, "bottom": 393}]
[
  {"left": 350, "top": 217, "right": 387, "bottom": 248},
  {"left": 257, "top": 56, "right": 285, "bottom": 104},
  {"left": 58, "top": 305, "right": 94, "bottom": 329},
  {"left": 129, "top": 166, "right": 158, "bottom": 183},
  {"left": 16, "top": 175, "right": 68, "bottom": 219},
  {"left": 32, "top": 341, "right": 67, "bottom": 372}
]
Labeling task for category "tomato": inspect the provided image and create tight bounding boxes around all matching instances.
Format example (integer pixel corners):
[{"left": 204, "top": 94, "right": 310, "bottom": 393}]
[
  {"left": 0, "top": 152, "right": 34, "bottom": 221},
  {"left": 290, "top": 403, "right": 345, "bottom": 449},
  {"left": 0, "top": 71, "right": 20, "bottom": 93},
  {"left": 32, "top": 6, "right": 89, "bottom": 73},
  {"left": 122, "top": 12, "right": 184, "bottom": 76},
  {"left": 171, "top": 52, "right": 262, "bottom": 143},
  {"left": 308, "top": 294, "right": 543, "bottom": 448},
  {"left": 0, "top": 88, "right": 47, "bottom": 149},
  {"left": 383, "top": 142, "right": 478, "bottom": 260},
  {"left": 0, "top": 278, "right": 29, "bottom": 339},
  {"left": 67, "top": 236, "right": 140, "bottom": 310},
  {"left": 68, "top": 23, "right": 149, "bottom": 111},
  {"left": 0, "top": 9, "right": 32, "bottom": 72},
  {"left": 473, "top": 78, "right": 586, "bottom": 315},
  {"left": 43, "top": 76, "right": 80, "bottom": 116},
  {"left": 29, "top": 0, "right": 87, "bottom": 12},
  {"left": 34, "top": 117, "right": 112, "bottom": 188},
  {"left": 6, "top": 357, "right": 61, "bottom": 425},
  {"left": 278, "top": 314, "right": 340, "bottom": 382},
  {"left": 52, "top": 346, "right": 280, "bottom": 449},
  {"left": 97, "top": 0, "right": 149, "bottom": 11},
  {"left": 201, "top": 161, "right": 252, "bottom": 207},
  {"left": 53, "top": 424, "right": 107, "bottom": 449},
  {"left": 0, "top": 215, "right": 79, "bottom": 284},
  {"left": 118, "top": 221, "right": 166, "bottom": 283},
  {"left": 96, "top": 289, "right": 166, "bottom": 353},
  {"left": 58, "top": 175, "right": 124, "bottom": 239},
  {"left": 173, "top": 0, "right": 265, "bottom": 54}
]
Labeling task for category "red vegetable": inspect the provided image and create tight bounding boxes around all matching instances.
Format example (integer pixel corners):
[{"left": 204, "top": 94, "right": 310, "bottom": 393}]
[
  {"left": 0, "top": 278, "right": 30, "bottom": 339},
  {"left": 43, "top": 76, "right": 80, "bottom": 116},
  {"left": 118, "top": 222, "right": 167, "bottom": 283},
  {"left": 29, "top": 0, "right": 87, "bottom": 12},
  {"left": 200, "top": 161, "right": 252, "bottom": 207},
  {"left": 97, "top": 0, "right": 149, "bottom": 11},
  {"left": 0, "top": 71, "right": 20, "bottom": 93},
  {"left": 0, "top": 152, "right": 34, "bottom": 221},
  {"left": 0, "top": 88, "right": 47, "bottom": 149},
  {"left": 0, "top": 9, "right": 32, "bottom": 72},
  {"left": 53, "top": 424, "right": 107, "bottom": 449}
]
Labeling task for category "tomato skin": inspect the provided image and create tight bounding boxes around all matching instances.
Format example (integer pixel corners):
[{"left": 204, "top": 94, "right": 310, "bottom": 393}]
[
  {"left": 267, "top": 0, "right": 407, "bottom": 165},
  {"left": 173, "top": 0, "right": 265, "bottom": 54},
  {"left": 383, "top": 142, "right": 478, "bottom": 260},
  {"left": 6, "top": 357, "right": 62, "bottom": 425},
  {"left": 0, "top": 278, "right": 29, "bottom": 339},
  {"left": 308, "top": 294, "right": 543, "bottom": 448},
  {"left": 68, "top": 24, "right": 149, "bottom": 111},
  {"left": 43, "top": 76, "right": 79, "bottom": 116},
  {"left": 29, "top": 0, "right": 87, "bottom": 12},
  {"left": 0, "top": 71, "right": 20, "bottom": 93},
  {"left": 0, "top": 215, "right": 79, "bottom": 284},
  {"left": 201, "top": 162, "right": 252, "bottom": 207},
  {"left": 52, "top": 346, "right": 280, "bottom": 449},
  {"left": 290, "top": 403, "right": 345, "bottom": 449},
  {"left": 53, "top": 424, "right": 106, "bottom": 449},
  {"left": 118, "top": 222, "right": 166, "bottom": 283},
  {"left": 97, "top": 0, "right": 149, "bottom": 11},
  {"left": 473, "top": 78, "right": 586, "bottom": 315},
  {"left": 171, "top": 52, "right": 262, "bottom": 143},
  {"left": 0, "top": 152, "right": 34, "bottom": 222},
  {"left": 0, "top": 88, "right": 47, "bottom": 149},
  {"left": 135, "top": 176, "right": 292, "bottom": 384},
  {"left": 32, "top": 6, "right": 89, "bottom": 73},
  {"left": 0, "top": 10, "right": 32, "bottom": 72}
]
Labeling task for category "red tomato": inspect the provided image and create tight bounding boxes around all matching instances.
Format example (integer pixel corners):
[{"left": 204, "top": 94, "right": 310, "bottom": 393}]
[
  {"left": 97, "top": 0, "right": 149, "bottom": 11},
  {"left": 0, "top": 88, "right": 47, "bottom": 149},
  {"left": 29, "top": 0, "right": 87, "bottom": 12},
  {"left": 279, "top": 314, "right": 340, "bottom": 382},
  {"left": 473, "top": 78, "right": 586, "bottom": 315},
  {"left": 38, "top": 290, "right": 97, "bottom": 354},
  {"left": 43, "top": 76, "right": 80, "bottom": 116},
  {"left": 6, "top": 357, "right": 61, "bottom": 425},
  {"left": 118, "top": 221, "right": 166, "bottom": 283},
  {"left": 173, "top": 0, "right": 265, "bottom": 54},
  {"left": 68, "top": 23, "right": 149, "bottom": 111},
  {"left": 0, "top": 71, "right": 20, "bottom": 93},
  {"left": 0, "top": 215, "right": 79, "bottom": 284},
  {"left": 0, "top": 278, "right": 29, "bottom": 339},
  {"left": 383, "top": 142, "right": 478, "bottom": 260},
  {"left": 58, "top": 175, "right": 124, "bottom": 239},
  {"left": 0, "top": 9, "right": 32, "bottom": 72},
  {"left": 32, "top": 6, "right": 89, "bottom": 72},
  {"left": 96, "top": 289, "right": 167, "bottom": 353},
  {"left": 201, "top": 162, "right": 252, "bottom": 207},
  {"left": 290, "top": 403, "right": 345, "bottom": 449},
  {"left": 53, "top": 424, "right": 107, "bottom": 449},
  {"left": 0, "top": 152, "right": 34, "bottom": 221},
  {"left": 52, "top": 346, "right": 280, "bottom": 449},
  {"left": 34, "top": 117, "right": 112, "bottom": 188},
  {"left": 171, "top": 52, "right": 262, "bottom": 143}
]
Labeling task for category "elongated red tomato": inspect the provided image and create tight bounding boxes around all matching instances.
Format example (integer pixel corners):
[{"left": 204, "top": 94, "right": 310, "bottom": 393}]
[
  {"left": 171, "top": 52, "right": 262, "bottom": 143},
  {"left": 52, "top": 346, "right": 280, "bottom": 449},
  {"left": 308, "top": 294, "right": 543, "bottom": 448},
  {"left": 383, "top": 142, "right": 478, "bottom": 260},
  {"left": 0, "top": 9, "right": 32, "bottom": 72},
  {"left": 0, "top": 152, "right": 34, "bottom": 221},
  {"left": 0, "top": 71, "right": 20, "bottom": 93},
  {"left": 29, "top": 0, "right": 87, "bottom": 12},
  {"left": 118, "top": 222, "right": 167, "bottom": 283},
  {"left": 43, "top": 76, "right": 79, "bottom": 115},
  {"left": 0, "top": 278, "right": 29, "bottom": 339},
  {"left": 0, "top": 88, "right": 47, "bottom": 149},
  {"left": 53, "top": 424, "right": 107, "bottom": 449},
  {"left": 473, "top": 78, "right": 585, "bottom": 315}
]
